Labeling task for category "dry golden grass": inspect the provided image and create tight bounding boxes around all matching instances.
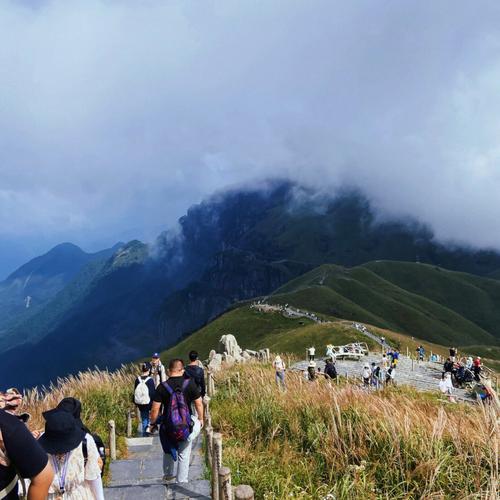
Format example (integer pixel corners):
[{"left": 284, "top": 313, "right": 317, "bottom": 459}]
[
  {"left": 211, "top": 364, "right": 499, "bottom": 499},
  {"left": 22, "top": 366, "right": 135, "bottom": 459}
]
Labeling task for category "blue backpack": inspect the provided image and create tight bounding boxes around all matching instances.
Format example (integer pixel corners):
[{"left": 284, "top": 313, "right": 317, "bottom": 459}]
[{"left": 162, "top": 379, "right": 192, "bottom": 443}]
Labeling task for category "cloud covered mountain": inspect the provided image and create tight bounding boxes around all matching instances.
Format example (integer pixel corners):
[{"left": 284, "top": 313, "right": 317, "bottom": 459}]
[{"left": 2, "top": 182, "right": 500, "bottom": 388}]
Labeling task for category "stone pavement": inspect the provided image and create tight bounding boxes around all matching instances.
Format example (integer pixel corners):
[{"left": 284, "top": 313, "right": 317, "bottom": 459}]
[
  {"left": 293, "top": 354, "right": 476, "bottom": 402},
  {"left": 104, "top": 435, "right": 210, "bottom": 499}
]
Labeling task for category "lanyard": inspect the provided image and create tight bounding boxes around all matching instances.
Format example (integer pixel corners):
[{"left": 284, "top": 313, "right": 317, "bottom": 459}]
[{"left": 51, "top": 452, "right": 70, "bottom": 494}]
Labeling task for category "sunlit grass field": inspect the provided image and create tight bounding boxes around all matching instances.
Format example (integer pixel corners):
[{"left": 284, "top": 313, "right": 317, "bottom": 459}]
[{"left": 211, "top": 363, "right": 499, "bottom": 499}]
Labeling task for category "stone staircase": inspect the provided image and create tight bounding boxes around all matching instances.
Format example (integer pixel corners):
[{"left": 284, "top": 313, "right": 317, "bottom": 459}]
[
  {"left": 293, "top": 354, "right": 475, "bottom": 402},
  {"left": 104, "top": 435, "right": 210, "bottom": 499}
]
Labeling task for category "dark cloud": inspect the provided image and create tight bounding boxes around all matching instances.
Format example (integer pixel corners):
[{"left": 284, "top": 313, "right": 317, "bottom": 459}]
[{"left": 1, "top": 0, "right": 500, "bottom": 269}]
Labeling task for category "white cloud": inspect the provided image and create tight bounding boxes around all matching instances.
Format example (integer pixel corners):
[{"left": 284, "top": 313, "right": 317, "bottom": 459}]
[{"left": 1, "top": 0, "right": 500, "bottom": 250}]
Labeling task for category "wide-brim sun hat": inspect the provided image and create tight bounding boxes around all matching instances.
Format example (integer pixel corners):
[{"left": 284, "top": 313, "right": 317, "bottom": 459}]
[{"left": 38, "top": 409, "right": 85, "bottom": 455}]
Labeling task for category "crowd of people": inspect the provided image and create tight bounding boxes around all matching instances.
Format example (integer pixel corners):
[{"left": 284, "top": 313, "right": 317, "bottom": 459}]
[
  {"left": 0, "top": 391, "right": 105, "bottom": 499},
  {"left": 133, "top": 351, "right": 205, "bottom": 485}
]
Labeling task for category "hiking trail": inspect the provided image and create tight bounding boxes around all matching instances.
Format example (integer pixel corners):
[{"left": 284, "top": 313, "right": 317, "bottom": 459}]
[
  {"left": 292, "top": 355, "right": 476, "bottom": 402},
  {"left": 104, "top": 435, "right": 210, "bottom": 499}
]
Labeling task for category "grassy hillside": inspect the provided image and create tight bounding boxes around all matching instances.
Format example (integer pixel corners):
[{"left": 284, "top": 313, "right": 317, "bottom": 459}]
[
  {"left": 162, "top": 261, "right": 500, "bottom": 370},
  {"left": 211, "top": 364, "right": 498, "bottom": 499},
  {"left": 161, "top": 306, "right": 379, "bottom": 361},
  {"left": 272, "top": 262, "right": 500, "bottom": 347}
]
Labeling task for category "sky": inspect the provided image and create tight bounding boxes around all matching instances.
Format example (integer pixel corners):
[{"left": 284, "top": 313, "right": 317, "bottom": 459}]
[{"left": 1, "top": 0, "right": 500, "bottom": 278}]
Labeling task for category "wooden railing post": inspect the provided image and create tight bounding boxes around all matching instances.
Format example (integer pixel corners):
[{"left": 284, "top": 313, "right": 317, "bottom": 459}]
[
  {"left": 126, "top": 409, "right": 132, "bottom": 438},
  {"left": 218, "top": 466, "right": 232, "bottom": 500},
  {"left": 208, "top": 371, "right": 216, "bottom": 397},
  {"left": 212, "top": 432, "right": 223, "bottom": 500},
  {"left": 234, "top": 485, "right": 254, "bottom": 500},
  {"left": 108, "top": 420, "right": 116, "bottom": 460}
]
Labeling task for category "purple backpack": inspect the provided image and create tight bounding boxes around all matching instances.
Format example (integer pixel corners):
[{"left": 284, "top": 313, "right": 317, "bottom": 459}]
[{"left": 162, "top": 379, "right": 192, "bottom": 443}]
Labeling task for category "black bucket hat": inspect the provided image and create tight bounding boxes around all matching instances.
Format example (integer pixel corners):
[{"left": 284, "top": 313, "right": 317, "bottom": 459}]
[
  {"left": 56, "top": 397, "right": 91, "bottom": 434},
  {"left": 38, "top": 409, "right": 85, "bottom": 454}
]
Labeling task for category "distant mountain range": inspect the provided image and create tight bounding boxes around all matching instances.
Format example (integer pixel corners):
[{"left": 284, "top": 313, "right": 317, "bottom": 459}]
[{"left": 1, "top": 181, "right": 500, "bottom": 388}]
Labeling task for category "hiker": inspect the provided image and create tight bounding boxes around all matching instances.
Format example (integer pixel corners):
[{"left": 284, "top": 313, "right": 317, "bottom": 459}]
[
  {"left": 134, "top": 363, "right": 156, "bottom": 436},
  {"left": 386, "top": 366, "right": 396, "bottom": 385},
  {"left": 150, "top": 359, "right": 204, "bottom": 484},
  {"left": 391, "top": 349, "right": 400, "bottom": 367},
  {"left": 307, "top": 361, "right": 317, "bottom": 381},
  {"left": 324, "top": 358, "right": 337, "bottom": 380},
  {"left": 416, "top": 345, "right": 425, "bottom": 361},
  {"left": 150, "top": 353, "right": 167, "bottom": 387},
  {"left": 443, "top": 358, "right": 454, "bottom": 373},
  {"left": 0, "top": 407, "right": 53, "bottom": 500},
  {"left": 184, "top": 351, "right": 206, "bottom": 398},
  {"left": 439, "top": 372, "right": 455, "bottom": 402},
  {"left": 325, "top": 344, "right": 335, "bottom": 359},
  {"left": 466, "top": 356, "right": 473, "bottom": 370},
  {"left": 362, "top": 364, "right": 371, "bottom": 386},
  {"left": 449, "top": 347, "right": 457, "bottom": 362},
  {"left": 272, "top": 355, "right": 286, "bottom": 388},
  {"left": 56, "top": 397, "right": 106, "bottom": 474},
  {"left": 473, "top": 357, "right": 482, "bottom": 382},
  {"left": 38, "top": 408, "right": 104, "bottom": 499},
  {"left": 371, "top": 362, "right": 382, "bottom": 388},
  {"left": 308, "top": 346, "right": 315, "bottom": 362}
]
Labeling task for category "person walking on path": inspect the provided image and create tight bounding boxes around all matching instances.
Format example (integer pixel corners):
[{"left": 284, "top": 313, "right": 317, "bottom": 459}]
[
  {"left": 184, "top": 351, "right": 206, "bottom": 398},
  {"left": 473, "top": 357, "right": 482, "bottom": 382},
  {"left": 56, "top": 398, "right": 106, "bottom": 474},
  {"left": 439, "top": 372, "right": 455, "bottom": 402},
  {"left": 0, "top": 408, "right": 53, "bottom": 500},
  {"left": 362, "top": 364, "right": 371, "bottom": 387},
  {"left": 449, "top": 347, "right": 457, "bottom": 362},
  {"left": 272, "top": 355, "right": 286, "bottom": 388},
  {"left": 308, "top": 346, "right": 316, "bottom": 362},
  {"left": 324, "top": 358, "right": 337, "bottom": 381},
  {"left": 150, "top": 359, "right": 204, "bottom": 484},
  {"left": 134, "top": 363, "right": 156, "bottom": 436},
  {"left": 150, "top": 353, "right": 167, "bottom": 387},
  {"left": 38, "top": 409, "right": 104, "bottom": 500}
]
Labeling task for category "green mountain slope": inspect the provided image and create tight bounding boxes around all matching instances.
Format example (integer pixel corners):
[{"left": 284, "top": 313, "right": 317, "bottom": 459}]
[
  {"left": 272, "top": 262, "right": 500, "bottom": 347},
  {"left": 162, "top": 305, "right": 380, "bottom": 361},
  {"left": 163, "top": 261, "right": 500, "bottom": 368}
]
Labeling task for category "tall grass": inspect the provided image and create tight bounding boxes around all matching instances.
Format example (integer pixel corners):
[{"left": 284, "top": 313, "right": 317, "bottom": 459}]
[
  {"left": 211, "top": 364, "right": 499, "bottom": 499},
  {"left": 22, "top": 366, "right": 135, "bottom": 459}
]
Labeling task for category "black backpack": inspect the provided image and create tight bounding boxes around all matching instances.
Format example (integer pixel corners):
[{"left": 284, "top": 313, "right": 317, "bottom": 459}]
[{"left": 185, "top": 365, "right": 204, "bottom": 392}]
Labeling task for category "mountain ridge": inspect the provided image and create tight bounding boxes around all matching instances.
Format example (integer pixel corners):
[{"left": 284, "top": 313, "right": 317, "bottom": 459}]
[{"left": 2, "top": 181, "right": 500, "bottom": 387}]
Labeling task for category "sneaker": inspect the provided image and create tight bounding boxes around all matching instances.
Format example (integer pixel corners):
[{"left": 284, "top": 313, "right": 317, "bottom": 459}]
[{"left": 163, "top": 475, "right": 176, "bottom": 482}]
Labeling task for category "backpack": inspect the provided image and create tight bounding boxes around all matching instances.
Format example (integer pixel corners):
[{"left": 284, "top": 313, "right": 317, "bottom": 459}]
[
  {"left": 134, "top": 377, "right": 151, "bottom": 405},
  {"left": 162, "top": 379, "right": 192, "bottom": 443},
  {"left": 185, "top": 365, "right": 204, "bottom": 392}
]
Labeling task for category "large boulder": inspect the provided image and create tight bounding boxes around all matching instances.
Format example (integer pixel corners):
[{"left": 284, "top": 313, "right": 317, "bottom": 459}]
[{"left": 219, "top": 334, "right": 243, "bottom": 360}]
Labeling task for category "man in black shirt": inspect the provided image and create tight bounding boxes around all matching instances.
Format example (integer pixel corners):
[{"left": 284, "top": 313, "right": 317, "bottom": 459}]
[
  {"left": 0, "top": 409, "right": 53, "bottom": 499},
  {"left": 150, "top": 359, "right": 204, "bottom": 483},
  {"left": 184, "top": 351, "right": 206, "bottom": 397}
]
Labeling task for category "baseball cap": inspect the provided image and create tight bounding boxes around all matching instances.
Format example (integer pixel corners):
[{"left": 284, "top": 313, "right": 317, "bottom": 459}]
[{"left": 152, "top": 352, "right": 160, "bottom": 358}]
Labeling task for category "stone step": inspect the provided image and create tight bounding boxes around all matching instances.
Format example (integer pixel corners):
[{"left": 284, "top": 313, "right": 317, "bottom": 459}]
[{"left": 105, "top": 433, "right": 208, "bottom": 499}]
